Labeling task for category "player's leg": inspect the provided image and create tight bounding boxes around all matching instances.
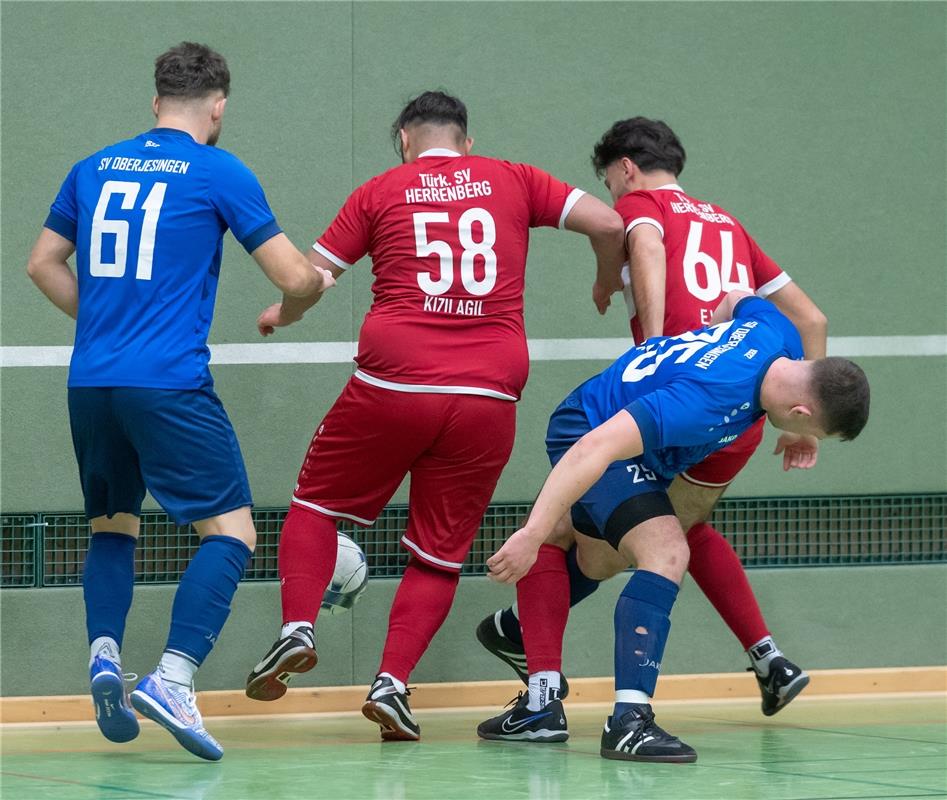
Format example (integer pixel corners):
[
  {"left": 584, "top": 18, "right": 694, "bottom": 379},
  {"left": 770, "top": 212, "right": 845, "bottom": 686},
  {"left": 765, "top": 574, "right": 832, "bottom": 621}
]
[
  {"left": 68, "top": 387, "right": 144, "bottom": 744},
  {"left": 600, "top": 500, "right": 697, "bottom": 763},
  {"left": 248, "top": 378, "right": 429, "bottom": 702},
  {"left": 675, "top": 420, "right": 809, "bottom": 714},
  {"left": 116, "top": 385, "right": 254, "bottom": 760},
  {"left": 365, "top": 394, "right": 515, "bottom": 741}
]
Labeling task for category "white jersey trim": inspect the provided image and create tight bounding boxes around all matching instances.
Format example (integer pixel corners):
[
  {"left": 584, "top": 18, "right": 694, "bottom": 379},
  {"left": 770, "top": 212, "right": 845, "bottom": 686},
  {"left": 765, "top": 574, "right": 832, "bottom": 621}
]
[
  {"left": 311, "top": 241, "right": 353, "bottom": 270},
  {"left": 401, "top": 535, "right": 464, "bottom": 570},
  {"left": 353, "top": 369, "right": 517, "bottom": 401},
  {"left": 417, "top": 148, "right": 463, "bottom": 158},
  {"left": 558, "top": 188, "right": 586, "bottom": 229},
  {"left": 756, "top": 272, "right": 792, "bottom": 298},
  {"left": 625, "top": 217, "right": 665, "bottom": 239},
  {"left": 291, "top": 496, "right": 374, "bottom": 526}
]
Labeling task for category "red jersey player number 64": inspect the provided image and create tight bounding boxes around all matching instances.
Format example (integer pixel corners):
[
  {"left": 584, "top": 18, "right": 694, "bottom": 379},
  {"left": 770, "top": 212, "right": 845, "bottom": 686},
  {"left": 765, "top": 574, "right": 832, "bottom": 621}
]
[
  {"left": 683, "top": 221, "right": 752, "bottom": 302},
  {"left": 414, "top": 208, "right": 497, "bottom": 297}
]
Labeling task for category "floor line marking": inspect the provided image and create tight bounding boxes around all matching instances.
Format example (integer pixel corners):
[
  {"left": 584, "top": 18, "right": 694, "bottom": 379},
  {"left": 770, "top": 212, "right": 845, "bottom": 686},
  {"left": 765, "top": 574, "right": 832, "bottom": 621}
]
[{"left": 0, "top": 770, "right": 180, "bottom": 798}]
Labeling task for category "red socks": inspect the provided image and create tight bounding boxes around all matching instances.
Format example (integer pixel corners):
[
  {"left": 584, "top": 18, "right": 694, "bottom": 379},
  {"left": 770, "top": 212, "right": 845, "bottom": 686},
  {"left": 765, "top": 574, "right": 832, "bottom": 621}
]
[
  {"left": 686, "top": 522, "right": 769, "bottom": 649},
  {"left": 518, "top": 544, "right": 570, "bottom": 673},
  {"left": 379, "top": 559, "right": 460, "bottom": 683},
  {"left": 278, "top": 506, "right": 339, "bottom": 625}
]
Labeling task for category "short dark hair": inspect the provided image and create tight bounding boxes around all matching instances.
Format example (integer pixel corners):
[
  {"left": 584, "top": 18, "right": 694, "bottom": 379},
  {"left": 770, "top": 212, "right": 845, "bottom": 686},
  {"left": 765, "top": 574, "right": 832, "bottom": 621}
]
[
  {"left": 155, "top": 42, "right": 230, "bottom": 99},
  {"left": 391, "top": 91, "right": 467, "bottom": 153},
  {"left": 591, "top": 117, "right": 686, "bottom": 178},
  {"left": 812, "top": 358, "right": 870, "bottom": 441}
]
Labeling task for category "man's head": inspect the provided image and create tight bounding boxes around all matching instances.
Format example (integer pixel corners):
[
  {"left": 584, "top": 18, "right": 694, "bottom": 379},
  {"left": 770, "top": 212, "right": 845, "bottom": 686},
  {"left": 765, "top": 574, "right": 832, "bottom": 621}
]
[
  {"left": 392, "top": 91, "right": 472, "bottom": 163},
  {"left": 592, "top": 117, "right": 686, "bottom": 203},
  {"left": 765, "top": 357, "right": 870, "bottom": 441},
  {"left": 153, "top": 42, "right": 230, "bottom": 146}
]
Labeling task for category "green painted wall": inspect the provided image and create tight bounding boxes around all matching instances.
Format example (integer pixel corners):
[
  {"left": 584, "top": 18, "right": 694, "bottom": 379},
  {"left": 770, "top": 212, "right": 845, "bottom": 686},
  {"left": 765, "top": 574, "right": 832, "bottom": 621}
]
[
  {"left": 2, "top": 564, "right": 945, "bottom": 696},
  {"left": 1, "top": 2, "right": 945, "bottom": 511}
]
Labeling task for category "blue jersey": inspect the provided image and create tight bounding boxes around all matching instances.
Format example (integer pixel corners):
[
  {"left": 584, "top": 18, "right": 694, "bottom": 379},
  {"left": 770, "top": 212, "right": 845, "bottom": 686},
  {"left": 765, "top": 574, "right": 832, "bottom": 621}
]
[
  {"left": 45, "top": 128, "right": 281, "bottom": 389},
  {"left": 577, "top": 297, "right": 804, "bottom": 479}
]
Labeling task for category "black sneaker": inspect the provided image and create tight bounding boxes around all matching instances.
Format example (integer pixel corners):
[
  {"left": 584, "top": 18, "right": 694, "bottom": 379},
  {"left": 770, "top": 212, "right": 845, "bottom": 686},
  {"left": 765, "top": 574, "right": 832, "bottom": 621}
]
[
  {"left": 475, "top": 611, "right": 570, "bottom": 699},
  {"left": 245, "top": 626, "right": 317, "bottom": 701},
  {"left": 477, "top": 692, "right": 568, "bottom": 743},
  {"left": 752, "top": 656, "right": 810, "bottom": 716},
  {"left": 362, "top": 675, "right": 420, "bottom": 741},
  {"left": 600, "top": 704, "right": 697, "bottom": 763}
]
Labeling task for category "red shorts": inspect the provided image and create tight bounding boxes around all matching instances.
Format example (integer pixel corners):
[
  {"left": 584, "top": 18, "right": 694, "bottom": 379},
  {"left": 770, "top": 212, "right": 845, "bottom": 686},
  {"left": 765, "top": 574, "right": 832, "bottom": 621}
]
[
  {"left": 680, "top": 416, "right": 766, "bottom": 488},
  {"left": 292, "top": 376, "right": 516, "bottom": 572}
]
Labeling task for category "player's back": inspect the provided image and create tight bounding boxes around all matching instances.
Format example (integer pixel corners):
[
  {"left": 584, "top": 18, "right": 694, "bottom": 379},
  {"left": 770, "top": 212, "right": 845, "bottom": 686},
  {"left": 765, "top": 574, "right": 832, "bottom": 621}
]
[
  {"left": 616, "top": 185, "right": 790, "bottom": 341},
  {"left": 315, "top": 152, "right": 580, "bottom": 400},
  {"left": 49, "top": 128, "right": 276, "bottom": 389}
]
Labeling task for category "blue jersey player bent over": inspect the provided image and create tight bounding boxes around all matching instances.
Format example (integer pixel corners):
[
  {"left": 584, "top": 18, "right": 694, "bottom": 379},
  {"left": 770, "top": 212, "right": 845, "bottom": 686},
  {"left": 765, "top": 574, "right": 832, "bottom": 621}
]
[
  {"left": 478, "top": 291, "right": 869, "bottom": 762},
  {"left": 26, "top": 42, "right": 333, "bottom": 760}
]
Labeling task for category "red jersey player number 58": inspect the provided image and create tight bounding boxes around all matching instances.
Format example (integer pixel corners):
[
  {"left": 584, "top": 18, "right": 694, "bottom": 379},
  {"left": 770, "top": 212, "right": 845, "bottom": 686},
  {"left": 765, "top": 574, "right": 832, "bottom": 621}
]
[{"left": 414, "top": 208, "right": 497, "bottom": 297}]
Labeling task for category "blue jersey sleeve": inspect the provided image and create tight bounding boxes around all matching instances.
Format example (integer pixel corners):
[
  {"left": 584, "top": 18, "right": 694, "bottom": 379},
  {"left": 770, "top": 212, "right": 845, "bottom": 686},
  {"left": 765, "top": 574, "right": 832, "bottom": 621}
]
[
  {"left": 44, "top": 162, "right": 80, "bottom": 242},
  {"left": 733, "top": 296, "right": 804, "bottom": 360},
  {"left": 210, "top": 155, "right": 281, "bottom": 253},
  {"left": 627, "top": 381, "right": 737, "bottom": 452}
]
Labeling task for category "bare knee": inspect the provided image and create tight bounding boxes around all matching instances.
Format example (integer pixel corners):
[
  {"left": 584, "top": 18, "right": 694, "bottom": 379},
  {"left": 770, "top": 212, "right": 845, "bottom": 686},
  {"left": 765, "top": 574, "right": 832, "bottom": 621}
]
[
  {"left": 90, "top": 513, "right": 140, "bottom": 537},
  {"left": 193, "top": 506, "right": 257, "bottom": 551},
  {"left": 546, "top": 514, "right": 577, "bottom": 550},
  {"left": 576, "top": 540, "right": 627, "bottom": 581}
]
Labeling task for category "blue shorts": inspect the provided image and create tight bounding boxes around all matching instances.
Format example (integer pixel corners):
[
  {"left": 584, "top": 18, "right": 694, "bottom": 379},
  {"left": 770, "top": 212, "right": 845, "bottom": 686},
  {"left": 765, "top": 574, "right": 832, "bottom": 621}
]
[
  {"left": 68, "top": 386, "right": 252, "bottom": 525},
  {"left": 545, "top": 392, "right": 674, "bottom": 548}
]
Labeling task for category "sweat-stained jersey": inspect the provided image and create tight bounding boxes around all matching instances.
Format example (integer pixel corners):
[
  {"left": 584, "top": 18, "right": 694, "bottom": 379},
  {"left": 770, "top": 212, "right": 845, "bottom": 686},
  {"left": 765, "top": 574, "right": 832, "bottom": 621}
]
[
  {"left": 45, "top": 127, "right": 281, "bottom": 389},
  {"left": 616, "top": 184, "right": 790, "bottom": 343},
  {"left": 313, "top": 148, "right": 584, "bottom": 401},
  {"left": 576, "top": 297, "right": 803, "bottom": 479}
]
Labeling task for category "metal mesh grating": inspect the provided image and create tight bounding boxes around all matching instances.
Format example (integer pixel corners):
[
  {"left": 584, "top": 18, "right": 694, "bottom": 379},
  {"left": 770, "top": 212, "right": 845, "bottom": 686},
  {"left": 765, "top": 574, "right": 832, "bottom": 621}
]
[{"left": 2, "top": 493, "right": 944, "bottom": 588}]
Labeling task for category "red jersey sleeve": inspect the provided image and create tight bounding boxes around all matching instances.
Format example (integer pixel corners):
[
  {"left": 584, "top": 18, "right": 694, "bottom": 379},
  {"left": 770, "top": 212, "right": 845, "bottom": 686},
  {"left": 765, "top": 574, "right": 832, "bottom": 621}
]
[
  {"left": 614, "top": 191, "right": 667, "bottom": 239},
  {"left": 745, "top": 229, "right": 791, "bottom": 297},
  {"left": 513, "top": 163, "right": 583, "bottom": 229},
  {"left": 313, "top": 181, "right": 373, "bottom": 268}
]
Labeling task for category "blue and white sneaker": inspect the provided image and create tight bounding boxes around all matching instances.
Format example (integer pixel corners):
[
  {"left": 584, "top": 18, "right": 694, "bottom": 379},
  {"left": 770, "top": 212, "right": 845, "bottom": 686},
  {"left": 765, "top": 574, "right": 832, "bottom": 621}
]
[
  {"left": 89, "top": 656, "right": 139, "bottom": 743},
  {"left": 130, "top": 671, "right": 223, "bottom": 761}
]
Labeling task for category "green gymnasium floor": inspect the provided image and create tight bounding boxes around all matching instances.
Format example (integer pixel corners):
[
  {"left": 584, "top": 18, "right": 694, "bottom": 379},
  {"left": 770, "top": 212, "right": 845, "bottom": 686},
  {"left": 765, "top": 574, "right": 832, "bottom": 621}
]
[{"left": 1, "top": 697, "right": 944, "bottom": 800}]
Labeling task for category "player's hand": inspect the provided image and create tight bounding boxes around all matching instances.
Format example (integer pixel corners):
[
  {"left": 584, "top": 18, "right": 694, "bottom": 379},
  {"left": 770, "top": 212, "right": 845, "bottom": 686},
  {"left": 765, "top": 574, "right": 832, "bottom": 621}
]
[
  {"left": 487, "top": 528, "right": 542, "bottom": 584},
  {"left": 257, "top": 303, "right": 301, "bottom": 337},
  {"left": 773, "top": 433, "right": 819, "bottom": 471},
  {"left": 592, "top": 281, "right": 616, "bottom": 315}
]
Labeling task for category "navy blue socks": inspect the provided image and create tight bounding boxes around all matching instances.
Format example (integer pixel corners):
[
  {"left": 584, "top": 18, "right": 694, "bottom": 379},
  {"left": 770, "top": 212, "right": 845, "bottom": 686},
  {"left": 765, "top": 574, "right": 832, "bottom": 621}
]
[
  {"left": 164, "top": 535, "right": 252, "bottom": 667},
  {"left": 613, "top": 569, "right": 679, "bottom": 718},
  {"left": 83, "top": 532, "right": 137, "bottom": 647}
]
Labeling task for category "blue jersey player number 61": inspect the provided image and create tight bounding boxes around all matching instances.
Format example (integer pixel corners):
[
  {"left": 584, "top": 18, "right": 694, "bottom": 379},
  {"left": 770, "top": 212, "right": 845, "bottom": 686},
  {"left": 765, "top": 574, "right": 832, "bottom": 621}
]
[{"left": 90, "top": 180, "right": 167, "bottom": 280}]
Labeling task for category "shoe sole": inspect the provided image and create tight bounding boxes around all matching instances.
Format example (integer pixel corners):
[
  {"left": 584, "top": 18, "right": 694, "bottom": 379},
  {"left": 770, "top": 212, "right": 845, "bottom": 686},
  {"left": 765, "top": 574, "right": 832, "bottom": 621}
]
[
  {"left": 129, "top": 690, "right": 222, "bottom": 761},
  {"left": 478, "top": 729, "right": 569, "bottom": 743},
  {"left": 600, "top": 747, "right": 697, "bottom": 763},
  {"left": 361, "top": 701, "right": 420, "bottom": 741},
  {"left": 475, "top": 623, "right": 571, "bottom": 700},
  {"left": 763, "top": 672, "right": 811, "bottom": 717},
  {"left": 90, "top": 672, "right": 140, "bottom": 743},
  {"left": 246, "top": 647, "right": 317, "bottom": 702}
]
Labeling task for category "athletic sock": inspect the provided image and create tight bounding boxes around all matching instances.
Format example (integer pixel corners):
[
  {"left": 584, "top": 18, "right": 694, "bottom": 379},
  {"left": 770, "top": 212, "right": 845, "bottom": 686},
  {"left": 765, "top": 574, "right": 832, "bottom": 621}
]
[
  {"left": 527, "top": 670, "right": 561, "bottom": 711},
  {"left": 378, "top": 559, "right": 459, "bottom": 683},
  {"left": 613, "top": 569, "right": 679, "bottom": 718},
  {"left": 518, "top": 544, "right": 570, "bottom": 674},
  {"left": 164, "top": 535, "right": 252, "bottom": 666},
  {"left": 83, "top": 532, "right": 137, "bottom": 649},
  {"left": 686, "top": 522, "right": 769, "bottom": 649},
  {"left": 158, "top": 651, "right": 198, "bottom": 687},
  {"left": 378, "top": 672, "right": 407, "bottom": 695},
  {"left": 89, "top": 636, "right": 121, "bottom": 669},
  {"left": 748, "top": 635, "right": 784, "bottom": 677},
  {"left": 278, "top": 506, "right": 339, "bottom": 626},
  {"left": 566, "top": 544, "right": 601, "bottom": 605},
  {"left": 496, "top": 544, "right": 599, "bottom": 648},
  {"left": 281, "top": 621, "right": 314, "bottom": 646}
]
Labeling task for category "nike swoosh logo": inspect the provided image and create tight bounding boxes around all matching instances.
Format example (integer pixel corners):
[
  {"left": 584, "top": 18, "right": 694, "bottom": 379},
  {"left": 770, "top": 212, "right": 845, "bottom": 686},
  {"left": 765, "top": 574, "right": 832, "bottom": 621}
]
[{"left": 501, "top": 711, "right": 550, "bottom": 733}]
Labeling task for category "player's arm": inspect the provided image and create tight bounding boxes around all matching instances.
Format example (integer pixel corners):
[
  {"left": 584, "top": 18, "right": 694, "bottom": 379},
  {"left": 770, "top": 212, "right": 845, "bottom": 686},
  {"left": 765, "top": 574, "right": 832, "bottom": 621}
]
[
  {"left": 251, "top": 233, "right": 332, "bottom": 298},
  {"left": 27, "top": 228, "right": 78, "bottom": 319},
  {"left": 766, "top": 282, "right": 828, "bottom": 359},
  {"left": 256, "top": 249, "right": 342, "bottom": 336},
  {"left": 487, "top": 410, "right": 643, "bottom": 584},
  {"left": 627, "top": 224, "right": 666, "bottom": 339},
  {"left": 709, "top": 289, "right": 754, "bottom": 325},
  {"left": 563, "top": 194, "right": 626, "bottom": 315}
]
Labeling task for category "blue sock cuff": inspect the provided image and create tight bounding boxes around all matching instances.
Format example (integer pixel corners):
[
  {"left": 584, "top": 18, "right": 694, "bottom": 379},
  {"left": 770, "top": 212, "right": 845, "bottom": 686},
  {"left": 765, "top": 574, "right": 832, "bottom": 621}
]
[
  {"left": 200, "top": 534, "right": 253, "bottom": 562},
  {"left": 621, "top": 570, "right": 679, "bottom": 614},
  {"left": 90, "top": 531, "right": 137, "bottom": 549}
]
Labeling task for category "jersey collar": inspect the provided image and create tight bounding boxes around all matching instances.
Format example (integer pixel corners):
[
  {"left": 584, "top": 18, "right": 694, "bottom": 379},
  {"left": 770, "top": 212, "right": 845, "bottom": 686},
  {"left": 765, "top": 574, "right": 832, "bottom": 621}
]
[
  {"left": 417, "top": 148, "right": 463, "bottom": 158},
  {"left": 147, "top": 127, "right": 197, "bottom": 142}
]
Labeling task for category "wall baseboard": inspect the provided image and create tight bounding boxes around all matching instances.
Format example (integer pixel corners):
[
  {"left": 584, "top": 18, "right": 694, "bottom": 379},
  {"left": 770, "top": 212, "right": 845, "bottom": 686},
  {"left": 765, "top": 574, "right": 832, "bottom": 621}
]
[{"left": 2, "top": 666, "right": 944, "bottom": 725}]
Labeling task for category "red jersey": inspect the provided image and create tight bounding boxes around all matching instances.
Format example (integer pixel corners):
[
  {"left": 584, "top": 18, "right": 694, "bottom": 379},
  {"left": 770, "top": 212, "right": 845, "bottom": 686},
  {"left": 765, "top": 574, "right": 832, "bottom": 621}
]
[
  {"left": 314, "top": 149, "right": 582, "bottom": 400},
  {"left": 616, "top": 184, "right": 790, "bottom": 342}
]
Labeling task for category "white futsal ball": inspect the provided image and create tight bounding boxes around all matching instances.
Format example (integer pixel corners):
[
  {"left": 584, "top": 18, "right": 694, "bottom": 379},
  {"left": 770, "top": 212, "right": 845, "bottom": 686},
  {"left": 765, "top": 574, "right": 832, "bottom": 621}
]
[{"left": 320, "top": 532, "right": 368, "bottom": 615}]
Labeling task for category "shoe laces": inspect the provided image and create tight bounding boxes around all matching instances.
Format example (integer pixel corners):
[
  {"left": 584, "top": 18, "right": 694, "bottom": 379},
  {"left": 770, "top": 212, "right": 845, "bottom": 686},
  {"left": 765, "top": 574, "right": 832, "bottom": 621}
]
[
  {"left": 123, "top": 672, "right": 139, "bottom": 683},
  {"left": 504, "top": 691, "right": 525, "bottom": 709}
]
